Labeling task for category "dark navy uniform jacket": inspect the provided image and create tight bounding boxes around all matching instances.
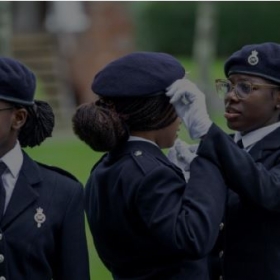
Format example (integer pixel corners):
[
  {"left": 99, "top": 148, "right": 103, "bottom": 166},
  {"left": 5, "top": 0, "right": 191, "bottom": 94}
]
[
  {"left": 198, "top": 124, "right": 280, "bottom": 280},
  {"left": 0, "top": 152, "right": 90, "bottom": 280},
  {"left": 85, "top": 140, "right": 227, "bottom": 280}
]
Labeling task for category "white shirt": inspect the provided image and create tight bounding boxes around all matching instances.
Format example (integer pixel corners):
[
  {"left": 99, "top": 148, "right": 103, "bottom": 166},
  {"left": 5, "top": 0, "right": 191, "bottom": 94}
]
[
  {"left": 0, "top": 141, "right": 23, "bottom": 213},
  {"left": 128, "top": 136, "right": 158, "bottom": 147},
  {"left": 234, "top": 122, "right": 280, "bottom": 151}
]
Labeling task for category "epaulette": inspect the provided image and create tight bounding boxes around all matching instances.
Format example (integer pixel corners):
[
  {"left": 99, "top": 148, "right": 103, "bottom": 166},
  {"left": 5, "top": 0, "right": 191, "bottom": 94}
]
[
  {"left": 131, "top": 150, "right": 160, "bottom": 174},
  {"left": 36, "top": 162, "right": 79, "bottom": 182}
]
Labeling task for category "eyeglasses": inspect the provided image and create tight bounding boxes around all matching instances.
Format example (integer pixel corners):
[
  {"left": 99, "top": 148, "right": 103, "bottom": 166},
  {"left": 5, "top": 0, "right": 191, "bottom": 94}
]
[
  {"left": 0, "top": 107, "right": 14, "bottom": 112},
  {"left": 215, "top": 79, "right": 280, "bottom": 99}
]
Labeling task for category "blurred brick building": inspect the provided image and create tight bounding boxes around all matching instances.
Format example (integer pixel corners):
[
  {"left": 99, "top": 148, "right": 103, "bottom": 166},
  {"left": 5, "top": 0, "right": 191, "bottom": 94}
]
[{"left": 10, "top": 1, "right": 134, "bottom": 123}]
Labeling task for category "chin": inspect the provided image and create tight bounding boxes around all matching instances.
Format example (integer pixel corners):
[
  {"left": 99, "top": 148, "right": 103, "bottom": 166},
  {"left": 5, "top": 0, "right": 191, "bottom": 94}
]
[
  {"left": 227, "top": 121, "right": 243, "bottom": 132},
  {"left": 227, "top": 121, "right": 256, "bottom": 134},
  {"left": 160, "top": 142, "right": 173, "bottom": 149}
]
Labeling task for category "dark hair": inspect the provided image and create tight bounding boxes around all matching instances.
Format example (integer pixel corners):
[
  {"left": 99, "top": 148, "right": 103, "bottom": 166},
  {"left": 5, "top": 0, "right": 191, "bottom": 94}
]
[
  {"left": 17, "top": 100, "right": 55, "bottom": 148},
  {"left": 72, "top": 95, "right": 177, "bottom": 152}
]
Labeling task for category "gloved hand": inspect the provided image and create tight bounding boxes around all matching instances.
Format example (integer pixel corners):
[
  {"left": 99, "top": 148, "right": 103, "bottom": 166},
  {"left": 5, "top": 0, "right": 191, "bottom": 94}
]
[
  {"left": 166, "top": 78, "right": 212, "bottom": 139},
  {"left": 167, "top": 139, "right": 198, "bottom": 182}
]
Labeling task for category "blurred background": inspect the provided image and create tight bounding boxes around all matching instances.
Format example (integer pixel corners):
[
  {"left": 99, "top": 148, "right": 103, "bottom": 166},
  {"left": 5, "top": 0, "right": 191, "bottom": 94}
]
[{"left": 1, "top": 1, "right": 280, "bottom": 279}]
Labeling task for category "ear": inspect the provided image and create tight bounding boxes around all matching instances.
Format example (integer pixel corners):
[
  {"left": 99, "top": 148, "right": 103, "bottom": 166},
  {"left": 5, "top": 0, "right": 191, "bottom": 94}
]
[
  {"left": 274, "top": 89, "right": 280, "bottom": 109},
  {"left": 12, "top": 108, "right": 28, "bottom": 130}
]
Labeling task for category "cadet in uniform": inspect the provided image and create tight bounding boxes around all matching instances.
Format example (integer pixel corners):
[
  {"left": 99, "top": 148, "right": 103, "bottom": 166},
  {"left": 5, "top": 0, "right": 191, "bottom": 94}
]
[
  {"left": 166, "top": 42, "right": 280, "bottom": 280},
  {"left": 72, "top": 52, "right": 227, "bottom": 280},
  {"left": 0, "top": 57, "right": 90, "bottom": 280}
]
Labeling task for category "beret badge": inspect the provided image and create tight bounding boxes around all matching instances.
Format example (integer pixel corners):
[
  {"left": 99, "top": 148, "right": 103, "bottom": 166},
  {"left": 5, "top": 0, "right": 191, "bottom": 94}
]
[{"left": 247, "top": 50, "right": 259, "bottom": 66}]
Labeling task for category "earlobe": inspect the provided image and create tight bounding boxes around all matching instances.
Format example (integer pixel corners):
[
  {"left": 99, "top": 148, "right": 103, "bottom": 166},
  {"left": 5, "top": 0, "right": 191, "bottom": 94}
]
[
  {"left": 12, "top": 108, "right": 28, "bottom": 130},
  {"left": 275, "top": 91, "right": 280, "bottom": 109}
]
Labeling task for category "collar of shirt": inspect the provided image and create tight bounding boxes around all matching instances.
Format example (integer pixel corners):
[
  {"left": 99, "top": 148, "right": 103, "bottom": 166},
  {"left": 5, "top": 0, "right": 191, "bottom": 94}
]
[
  {"left": 128, "top": 136, "right": 158, "bottom": 147},
  {"left": 234, "top": 122, "right": 280, "bottom": 150},
  {"left": 1, "top": 141, "right": 23, "bottom": 178}
]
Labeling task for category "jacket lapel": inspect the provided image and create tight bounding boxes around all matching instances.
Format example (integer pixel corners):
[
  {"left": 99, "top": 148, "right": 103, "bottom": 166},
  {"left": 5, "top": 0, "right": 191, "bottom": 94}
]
[{"left": 1, "top": 152, "right": 42, "bottom": 229}]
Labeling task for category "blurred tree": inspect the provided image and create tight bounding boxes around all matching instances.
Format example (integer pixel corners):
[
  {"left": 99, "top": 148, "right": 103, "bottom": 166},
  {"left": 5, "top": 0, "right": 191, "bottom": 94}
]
[
  {"left": 132, "top": 2, "right": 197, "bottom": 55},
  {"left": 193, "top": 2, "right": 222, "bottom": 111},
  {"left": 0, "top": 1, "right": 12, "bottom": 56},
  {"left": 133, "top": 2, "right": 280, "bottom": 57}
]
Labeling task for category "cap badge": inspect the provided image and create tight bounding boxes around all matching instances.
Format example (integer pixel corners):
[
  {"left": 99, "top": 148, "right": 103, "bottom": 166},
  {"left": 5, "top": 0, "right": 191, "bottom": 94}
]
[
  {"left": 34, "top": 207, "right": 46, "bottom": 228},
  {"left": 248, "top": 50, "right": 259, "bottom": 66}
]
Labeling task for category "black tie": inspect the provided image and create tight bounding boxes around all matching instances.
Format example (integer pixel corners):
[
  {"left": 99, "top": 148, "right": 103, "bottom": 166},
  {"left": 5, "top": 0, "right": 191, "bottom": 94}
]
[
  {"left": 0, "top": 162, "right": 7, "bottom": 221},
  {"left": 237, "top": 139, "right": 244, "bottom": 149}
]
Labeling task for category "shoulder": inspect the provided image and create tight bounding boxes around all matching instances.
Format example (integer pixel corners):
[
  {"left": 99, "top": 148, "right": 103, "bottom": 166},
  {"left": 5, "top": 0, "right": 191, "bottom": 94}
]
[
  {"left": 126, "top": 143, "right": 176, "bottom": 177},
  {"left": 130, "top": 149, "right": 164, "bottom": 175},
  {"left": 92, "top": 143, "right": 176, "bottom": 176},
  {"left": 36, "top": 162, "right": 80, "bottom": 184}
]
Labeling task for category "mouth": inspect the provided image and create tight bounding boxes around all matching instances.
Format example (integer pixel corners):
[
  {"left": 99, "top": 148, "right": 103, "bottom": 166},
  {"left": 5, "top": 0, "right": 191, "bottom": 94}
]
[{"left": 224, "top": 107, "right": 241, "bottom": 120}]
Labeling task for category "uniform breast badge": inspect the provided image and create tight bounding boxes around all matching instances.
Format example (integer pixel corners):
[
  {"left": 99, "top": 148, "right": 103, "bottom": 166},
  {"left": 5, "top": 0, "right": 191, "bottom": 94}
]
[
  {"left": 248, "top": 50, "right": 259, "bottom": 65},
  {"left": 34, "top": 207, "right": 46, "bottom": 228}
]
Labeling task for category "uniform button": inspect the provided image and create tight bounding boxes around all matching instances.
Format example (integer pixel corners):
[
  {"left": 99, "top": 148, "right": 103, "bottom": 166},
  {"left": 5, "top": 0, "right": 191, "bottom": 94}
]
[
  {"left": 219, "top": 250, "right": 224, "bottom": 258},
  {"left": 219, "top": 222, "right": 225, "bottom": 231},
  {"left": 219, "top": 276, "right": 223, "bottom": 280},
  {"left": 0, "top": 276, "right": 6, "bottom": 280},
  {"left": 0, "top": 233, "right": 2, "bottom": 240},
  {"left": 0, "top": 255, "right": 4, "bottom": 263},
  {"left": 134, "top": 150, "right": 142, "bottom": 156}
]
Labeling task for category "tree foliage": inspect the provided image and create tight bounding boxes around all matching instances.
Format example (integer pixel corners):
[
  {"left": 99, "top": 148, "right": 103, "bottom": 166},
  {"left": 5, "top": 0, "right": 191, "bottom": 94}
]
[{"left": 132, "top": 2, "right": 280, "bottom": 56}]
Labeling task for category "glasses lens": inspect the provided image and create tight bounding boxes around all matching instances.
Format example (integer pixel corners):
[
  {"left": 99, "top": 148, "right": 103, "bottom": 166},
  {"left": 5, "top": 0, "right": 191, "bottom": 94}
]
[
  {"left": 236, "top": 82, "right": 251, "bottom": 98},
  {"left": 216, "top": 80, "right": 231, "bottom": 98}
]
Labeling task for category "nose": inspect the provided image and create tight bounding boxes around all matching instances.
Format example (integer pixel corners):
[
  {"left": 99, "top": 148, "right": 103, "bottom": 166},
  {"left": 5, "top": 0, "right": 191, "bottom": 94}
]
[{"left": 224, "top": 87, "right": 239, "bottom": 103}]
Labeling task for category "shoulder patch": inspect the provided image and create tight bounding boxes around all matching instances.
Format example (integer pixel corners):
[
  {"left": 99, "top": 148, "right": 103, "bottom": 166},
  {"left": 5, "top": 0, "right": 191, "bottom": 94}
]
[{"left": 36, "top": 162, "right": 79, "bottom": 182}]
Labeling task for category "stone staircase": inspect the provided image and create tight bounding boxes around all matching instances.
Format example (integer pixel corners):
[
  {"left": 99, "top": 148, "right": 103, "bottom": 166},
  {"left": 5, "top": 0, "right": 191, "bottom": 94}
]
[{"left": 11, "top": 33, "right": 71, "bottom": 128}]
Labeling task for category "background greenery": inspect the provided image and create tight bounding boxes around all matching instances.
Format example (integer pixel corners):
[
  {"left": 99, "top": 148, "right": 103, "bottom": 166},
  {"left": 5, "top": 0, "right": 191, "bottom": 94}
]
[{"left": 132, "top": 2, "right": 280, "bottom": 56}]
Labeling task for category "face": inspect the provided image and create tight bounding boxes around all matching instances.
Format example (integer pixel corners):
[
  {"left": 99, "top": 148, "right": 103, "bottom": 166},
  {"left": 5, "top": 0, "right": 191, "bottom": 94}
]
[
  {"left": 223, "top": 74, "right": 280, "bottom": 134},
  {"left": 0, "top": 100, "right": 27, "bottom": 157},
  {"left": 156, "top": 117, "right": 181, "bottom": 148}
]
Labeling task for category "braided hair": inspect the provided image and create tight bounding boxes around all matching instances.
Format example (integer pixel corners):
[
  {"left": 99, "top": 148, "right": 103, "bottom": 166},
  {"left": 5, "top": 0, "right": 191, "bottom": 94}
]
[
  {"left": 72, "top": 94, "right": 177, "bottom": 152},
  {"left": 17, "top": 100, "right": 55, "bottom": 148}
]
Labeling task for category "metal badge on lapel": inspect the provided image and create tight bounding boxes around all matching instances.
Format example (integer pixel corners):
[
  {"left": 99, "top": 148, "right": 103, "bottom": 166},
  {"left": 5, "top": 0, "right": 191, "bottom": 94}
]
[
  {"left": 248, "top": 50, "right": 259, "bottom": 65},
  {"left": 34, "top": 207, "right": 46, "bottom": 228}
]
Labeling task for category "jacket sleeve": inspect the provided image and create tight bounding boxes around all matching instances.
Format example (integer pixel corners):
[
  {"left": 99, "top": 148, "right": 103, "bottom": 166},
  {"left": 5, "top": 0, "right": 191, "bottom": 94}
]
[
  {"left": 136, "top": 156, "right": 227, "bottom": 258},
  {"left": 53, "top": 182, "right": 90, "bottom": 280},
  {"left": 198, "top": 123, "right": 280, "bottom": 211}
]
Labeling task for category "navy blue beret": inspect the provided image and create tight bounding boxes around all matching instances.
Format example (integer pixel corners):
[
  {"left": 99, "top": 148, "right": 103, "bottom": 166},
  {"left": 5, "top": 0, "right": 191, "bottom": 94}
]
[
  {"left": 225, "top": 42, "right": 280, "bottom": 84},
  {"left": 0, "top": 57, "right": 35, "bottom": 105},
  {"left": 92, "top": 52, "right": 185, "bottom": 97}
]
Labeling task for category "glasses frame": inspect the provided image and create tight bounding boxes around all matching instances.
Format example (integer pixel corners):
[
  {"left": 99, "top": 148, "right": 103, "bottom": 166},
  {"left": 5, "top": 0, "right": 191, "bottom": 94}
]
[{"left": 215, "top": 79, "right": 280, "bottom": 100}]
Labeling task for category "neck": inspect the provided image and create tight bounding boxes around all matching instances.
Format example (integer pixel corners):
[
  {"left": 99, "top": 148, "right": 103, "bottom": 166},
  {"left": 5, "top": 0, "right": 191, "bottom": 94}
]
[
  {"left": 130, "top": 131, "right": 156, "bottom": 142},
  {"left": 0, "top": 139, "right": 17, "bottom": 159}
]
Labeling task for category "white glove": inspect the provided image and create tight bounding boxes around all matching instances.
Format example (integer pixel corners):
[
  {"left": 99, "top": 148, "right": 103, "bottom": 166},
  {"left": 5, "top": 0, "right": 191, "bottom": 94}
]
[
  {"left": 166, "top": 78, "right": 212, "bottom": 139},
  {"left": 167, "top": 139, "right": 198, "bottom": 182}
]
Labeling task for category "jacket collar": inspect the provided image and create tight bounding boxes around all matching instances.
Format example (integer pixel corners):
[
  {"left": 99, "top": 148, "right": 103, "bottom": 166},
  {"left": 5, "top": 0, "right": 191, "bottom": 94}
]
[
  {"left": 108, "top": 140, "right": 169, "bottom": 163},
  {"left": 248, "top": 127, "right": 280, "bottom": 161}
]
